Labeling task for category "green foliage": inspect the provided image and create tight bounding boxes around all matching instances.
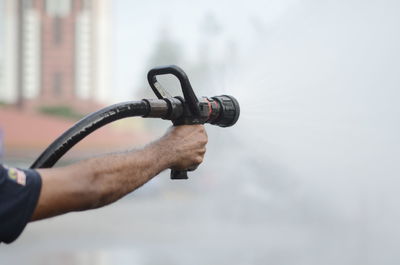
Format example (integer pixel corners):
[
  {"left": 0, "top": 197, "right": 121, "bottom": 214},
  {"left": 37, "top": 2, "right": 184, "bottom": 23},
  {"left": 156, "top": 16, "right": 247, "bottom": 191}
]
[{"left": 38, "top": 105, "right": 84, "bottom": 121}]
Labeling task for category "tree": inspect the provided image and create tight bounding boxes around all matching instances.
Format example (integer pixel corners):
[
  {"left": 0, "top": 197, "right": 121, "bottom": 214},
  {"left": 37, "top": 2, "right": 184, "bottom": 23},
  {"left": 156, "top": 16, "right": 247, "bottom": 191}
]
[{"left": 135, "top": 27, "right": 183, "bottom": 100}]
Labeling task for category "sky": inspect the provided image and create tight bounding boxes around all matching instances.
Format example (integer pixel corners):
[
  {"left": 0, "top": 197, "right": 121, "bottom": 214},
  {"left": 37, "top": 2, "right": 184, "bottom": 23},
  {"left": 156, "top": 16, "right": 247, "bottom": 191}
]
[{"left": 112, "top": 0, "right": 299, "bottom": 101}]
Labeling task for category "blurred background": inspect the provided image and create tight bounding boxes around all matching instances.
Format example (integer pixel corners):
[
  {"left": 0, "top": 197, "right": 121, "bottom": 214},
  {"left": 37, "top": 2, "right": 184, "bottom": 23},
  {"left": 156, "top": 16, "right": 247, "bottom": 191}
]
[{"left": 0, "top": 0, "right": 400, "bottom": 264}]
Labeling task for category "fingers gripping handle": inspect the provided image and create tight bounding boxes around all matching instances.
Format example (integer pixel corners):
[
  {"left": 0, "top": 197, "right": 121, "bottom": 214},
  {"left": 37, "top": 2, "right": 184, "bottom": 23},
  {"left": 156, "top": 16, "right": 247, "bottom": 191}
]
[{"left": 170, "top": 123, "right": 196, "bottom": 180}]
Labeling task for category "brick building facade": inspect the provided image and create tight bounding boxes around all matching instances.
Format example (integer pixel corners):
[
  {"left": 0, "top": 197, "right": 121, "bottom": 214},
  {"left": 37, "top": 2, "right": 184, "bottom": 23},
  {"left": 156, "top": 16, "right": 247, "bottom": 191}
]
[{"left": 0, "top": 0, "right": 111, "bottom": 111}]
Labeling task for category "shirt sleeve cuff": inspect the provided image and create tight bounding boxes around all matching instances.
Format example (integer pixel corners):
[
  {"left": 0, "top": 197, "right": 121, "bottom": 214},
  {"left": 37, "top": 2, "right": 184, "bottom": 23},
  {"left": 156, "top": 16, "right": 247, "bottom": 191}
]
[{"left": 3, "top": 169, "right": 42, "bottom": 244}]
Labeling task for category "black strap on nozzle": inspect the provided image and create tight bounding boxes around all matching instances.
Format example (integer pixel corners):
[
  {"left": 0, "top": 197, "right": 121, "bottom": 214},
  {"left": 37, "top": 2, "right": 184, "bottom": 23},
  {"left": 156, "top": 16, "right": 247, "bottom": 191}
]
[{"left": 147, "top": 65, "right": 202, "bottom": 179}]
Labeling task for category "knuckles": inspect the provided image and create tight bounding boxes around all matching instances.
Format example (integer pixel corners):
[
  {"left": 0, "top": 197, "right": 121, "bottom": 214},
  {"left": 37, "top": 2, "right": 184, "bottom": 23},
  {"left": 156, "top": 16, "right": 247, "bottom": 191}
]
[{"left": 194, "top": 156, "right": 204, "bottom": 164}]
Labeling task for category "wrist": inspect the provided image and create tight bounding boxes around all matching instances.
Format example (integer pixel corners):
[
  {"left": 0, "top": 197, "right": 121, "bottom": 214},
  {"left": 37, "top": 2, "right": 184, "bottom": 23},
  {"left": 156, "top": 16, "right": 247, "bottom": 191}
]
[{"left": 143, "top": 140, "right": 175, "bottom": 170}]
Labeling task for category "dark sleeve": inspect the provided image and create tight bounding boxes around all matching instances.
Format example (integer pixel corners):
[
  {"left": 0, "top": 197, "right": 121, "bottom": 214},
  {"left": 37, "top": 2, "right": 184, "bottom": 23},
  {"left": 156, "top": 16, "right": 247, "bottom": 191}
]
[{"left": 0, "top": 165, "right": 42, "bottom": 244}]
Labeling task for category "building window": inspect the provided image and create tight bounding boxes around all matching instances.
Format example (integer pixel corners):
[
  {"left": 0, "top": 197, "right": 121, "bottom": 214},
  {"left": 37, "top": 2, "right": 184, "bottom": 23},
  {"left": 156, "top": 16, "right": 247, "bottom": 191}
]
[
  {"left": 46, "top": 0, "right": 72, "bottom": 17},
  {"left": 53, "top": 72, "right": 63, "bottom": 97},
  {"left": 82, "top": 0, "right": 91, "bottom": 10},
  {"left": 22, "top": 0, "right": 34, "bottom": 9},
  {"left": 53, "top": 17, "right": 63, "bottom": 44}
]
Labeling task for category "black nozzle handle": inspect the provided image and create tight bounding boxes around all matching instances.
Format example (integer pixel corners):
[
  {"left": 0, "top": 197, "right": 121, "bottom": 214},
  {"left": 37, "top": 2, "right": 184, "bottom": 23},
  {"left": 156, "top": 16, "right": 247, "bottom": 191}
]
[
  {"left": 147, "top": 65, "right": 200, "bottom": 116},
  {"left": 170, "top": 169, "right": 188, "bottom": 179},
  {"left": 171, "top": 165, "right": 197, "bottom": 179}
]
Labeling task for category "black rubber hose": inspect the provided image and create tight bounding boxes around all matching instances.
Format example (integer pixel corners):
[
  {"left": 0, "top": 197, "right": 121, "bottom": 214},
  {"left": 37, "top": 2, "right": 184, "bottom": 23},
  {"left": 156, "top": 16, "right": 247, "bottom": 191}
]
[{"left": 31, "top": 101, "right": 149, "bottom": 169}]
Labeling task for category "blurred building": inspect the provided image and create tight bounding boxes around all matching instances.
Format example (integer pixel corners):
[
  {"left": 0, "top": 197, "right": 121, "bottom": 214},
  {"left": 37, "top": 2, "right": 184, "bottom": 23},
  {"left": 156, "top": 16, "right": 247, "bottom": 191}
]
[{"left": 0, "top": 0, "right": 111, "bottom": 109}]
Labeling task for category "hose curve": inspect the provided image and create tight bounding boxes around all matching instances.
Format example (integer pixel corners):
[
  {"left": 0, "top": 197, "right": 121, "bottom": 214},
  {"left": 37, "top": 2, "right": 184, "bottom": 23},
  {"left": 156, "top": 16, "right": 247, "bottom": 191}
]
[{"left": 31, "top": 101, "right": 149, "bottom": 169}]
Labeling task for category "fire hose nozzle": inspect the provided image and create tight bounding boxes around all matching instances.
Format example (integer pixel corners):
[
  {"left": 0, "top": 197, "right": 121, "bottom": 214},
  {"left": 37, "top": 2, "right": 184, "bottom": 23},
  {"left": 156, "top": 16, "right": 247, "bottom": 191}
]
[{"left": 146, "top": 65, "right": 240, "bottom": 179}]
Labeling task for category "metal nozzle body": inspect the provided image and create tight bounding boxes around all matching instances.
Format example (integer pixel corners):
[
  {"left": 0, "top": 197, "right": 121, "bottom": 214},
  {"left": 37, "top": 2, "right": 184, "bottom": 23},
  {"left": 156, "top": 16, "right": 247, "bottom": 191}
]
[{"left": 143, "top": 95, "right": 240, "bottom": 128}]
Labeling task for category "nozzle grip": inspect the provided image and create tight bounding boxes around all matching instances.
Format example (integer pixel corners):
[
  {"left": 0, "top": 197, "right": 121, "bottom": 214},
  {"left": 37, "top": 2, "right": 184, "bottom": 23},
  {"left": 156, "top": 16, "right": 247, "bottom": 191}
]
[
  {"left": 171, "top": 169, "right": 188, "bottom": 179},
  {"left": 147, "top": 65, "right": 200, "bottom": 116}
]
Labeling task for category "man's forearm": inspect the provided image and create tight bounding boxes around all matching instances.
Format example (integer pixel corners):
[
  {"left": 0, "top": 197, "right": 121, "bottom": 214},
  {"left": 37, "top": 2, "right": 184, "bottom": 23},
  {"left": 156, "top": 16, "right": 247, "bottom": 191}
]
[
  {"left": 32, "top": 142, "right": 171, "bottom": 221},
  {"left": 31, "top": 125, "right": 207, "bottom": 221},
  {"left": 78, "top": 142, "right": 171, "bottom": 208}
]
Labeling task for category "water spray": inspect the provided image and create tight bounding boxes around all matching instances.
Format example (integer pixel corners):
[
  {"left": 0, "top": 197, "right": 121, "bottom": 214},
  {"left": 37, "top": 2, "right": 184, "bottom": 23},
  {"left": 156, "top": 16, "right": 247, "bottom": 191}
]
[{"left": 31, "top": 65, "right": 240, "bottom": 179}]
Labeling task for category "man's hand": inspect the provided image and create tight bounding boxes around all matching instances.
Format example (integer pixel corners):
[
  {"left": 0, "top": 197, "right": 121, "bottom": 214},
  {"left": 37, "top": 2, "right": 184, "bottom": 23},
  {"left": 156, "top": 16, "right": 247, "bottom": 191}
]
[
  {"left": 153, "top": 125, "right": 208, "bottom": 171},
  {"left": 32, "top": 125, "right": 208, "bottom": 221}
]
